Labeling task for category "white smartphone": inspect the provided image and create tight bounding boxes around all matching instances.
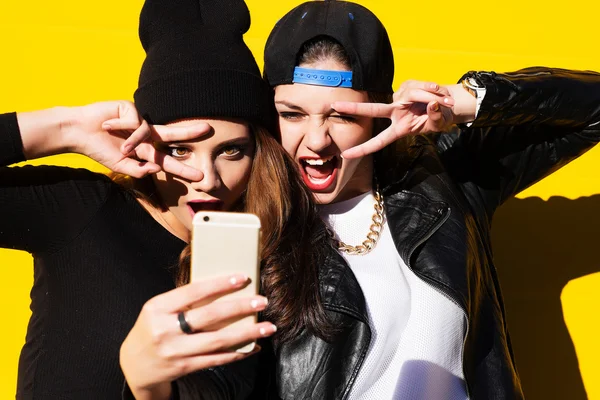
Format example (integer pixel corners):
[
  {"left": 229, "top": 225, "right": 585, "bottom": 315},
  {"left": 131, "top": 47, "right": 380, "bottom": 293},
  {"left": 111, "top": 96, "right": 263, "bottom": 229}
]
[{"left": 191, "top": 211, "right": 261, "bottom": 353}]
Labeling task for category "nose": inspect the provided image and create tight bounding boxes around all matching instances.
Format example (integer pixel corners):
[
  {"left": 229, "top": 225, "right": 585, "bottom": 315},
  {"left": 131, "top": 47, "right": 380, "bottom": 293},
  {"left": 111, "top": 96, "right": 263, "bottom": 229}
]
[
  {"left": 189, "top": 159, "right": 221, "bottom": 193},
  {"left": 304, "top": 118, "right": 332, "bottom": 153}
]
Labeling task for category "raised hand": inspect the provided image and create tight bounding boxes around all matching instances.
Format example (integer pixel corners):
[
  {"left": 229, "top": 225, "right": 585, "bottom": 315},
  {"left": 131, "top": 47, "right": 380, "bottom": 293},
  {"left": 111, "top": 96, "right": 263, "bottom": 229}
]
[
  {"left": 68, "top": 101, "right": 209, "bottom": 180},
  {"left": 119, "top": 274, "right": 276, "bottom": 399},
  {"left": 332, "top": 81, "right": 456, "bottom": 159}
]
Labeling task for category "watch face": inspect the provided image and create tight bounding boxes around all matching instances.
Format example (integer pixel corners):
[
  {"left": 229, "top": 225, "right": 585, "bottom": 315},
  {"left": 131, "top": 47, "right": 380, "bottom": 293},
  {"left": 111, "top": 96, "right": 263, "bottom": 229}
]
[{"left": 462, "top": 78, "right": 478, "bottom": 98}]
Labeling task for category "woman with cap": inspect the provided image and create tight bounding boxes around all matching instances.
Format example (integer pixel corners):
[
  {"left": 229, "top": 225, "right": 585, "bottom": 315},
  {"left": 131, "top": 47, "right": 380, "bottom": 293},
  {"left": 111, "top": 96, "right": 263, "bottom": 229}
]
[
  {"left": 256, "top": 0, "right": 600, "bottom": 399},
  {"left": 0, "top": 0, "right": 331, "bottom": 398}
]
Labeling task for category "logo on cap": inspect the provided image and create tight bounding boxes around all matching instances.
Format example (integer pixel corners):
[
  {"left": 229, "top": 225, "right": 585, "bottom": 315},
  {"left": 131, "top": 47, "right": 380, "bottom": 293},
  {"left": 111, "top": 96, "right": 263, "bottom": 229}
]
[{"left": 293, "top": 67, "right": 353, "bottom": 88}]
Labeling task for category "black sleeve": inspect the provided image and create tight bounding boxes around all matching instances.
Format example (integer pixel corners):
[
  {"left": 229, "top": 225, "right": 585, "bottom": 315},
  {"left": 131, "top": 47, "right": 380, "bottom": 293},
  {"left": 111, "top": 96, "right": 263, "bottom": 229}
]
[
  {"left": 0, "top": 112, "right": 114, "bottom": 254},
  {"left": 438, "top": 68, "right": 600, "bottom": 218},
  {"left": 121, "top": 355, "right": 258, "bottom": 400},
  {"left": 0, "top": 112, "right": 25, "bottom": 165},
  {"left": 176, "top": 356, "right": 258, "bottom": 400}
]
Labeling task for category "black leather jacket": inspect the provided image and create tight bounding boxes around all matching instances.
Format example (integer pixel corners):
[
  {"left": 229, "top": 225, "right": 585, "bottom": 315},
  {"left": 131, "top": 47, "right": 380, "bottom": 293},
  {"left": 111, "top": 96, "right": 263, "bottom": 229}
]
[
  {"left": 163, "top": 68, "right": 600, "bottom": 400},
  {"left": 254, "top": 68, "right": 600, "bottom": 400}
]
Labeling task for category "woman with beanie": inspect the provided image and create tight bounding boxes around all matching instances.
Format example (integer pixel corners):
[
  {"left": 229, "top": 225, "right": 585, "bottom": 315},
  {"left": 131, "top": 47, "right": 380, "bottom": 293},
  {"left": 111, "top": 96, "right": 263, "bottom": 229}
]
[
  {"left": 254, "top": 1, "right": 600, "bottom": 399},
  {"left": 0, "top": 0, "right": 330, "bottom": 398}
]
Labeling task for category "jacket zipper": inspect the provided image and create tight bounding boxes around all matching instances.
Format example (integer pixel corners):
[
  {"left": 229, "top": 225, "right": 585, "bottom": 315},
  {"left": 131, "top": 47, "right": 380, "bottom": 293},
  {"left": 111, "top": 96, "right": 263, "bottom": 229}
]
[{"left": 405, "top": 206, "right": 471, "bottom": 400}]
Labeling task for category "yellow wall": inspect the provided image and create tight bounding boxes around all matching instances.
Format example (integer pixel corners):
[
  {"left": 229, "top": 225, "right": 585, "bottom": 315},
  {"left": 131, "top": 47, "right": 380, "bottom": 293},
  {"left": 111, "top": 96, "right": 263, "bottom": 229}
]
[{"left": 0, "top": 1, "right": 598, "bottom": 398}]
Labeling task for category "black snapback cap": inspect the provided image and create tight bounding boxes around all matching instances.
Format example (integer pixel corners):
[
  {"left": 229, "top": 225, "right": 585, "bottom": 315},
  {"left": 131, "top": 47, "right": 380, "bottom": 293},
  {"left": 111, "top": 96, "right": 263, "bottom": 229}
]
[{"left": 263, "top": 0, "right": 394, "bottom": 93}]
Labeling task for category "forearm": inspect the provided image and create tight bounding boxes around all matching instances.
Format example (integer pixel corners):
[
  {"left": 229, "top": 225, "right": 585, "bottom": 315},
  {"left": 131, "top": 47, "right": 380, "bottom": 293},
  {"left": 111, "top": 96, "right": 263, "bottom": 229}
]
[
  {"left": 462, "top": 67, "right": 600, "bottom": 129},
  {"left": 16, "top": 106, "right": 78, "bottom": 160},
  {"left": 442, "top": 68, "right": 600, "bottom": 210}
]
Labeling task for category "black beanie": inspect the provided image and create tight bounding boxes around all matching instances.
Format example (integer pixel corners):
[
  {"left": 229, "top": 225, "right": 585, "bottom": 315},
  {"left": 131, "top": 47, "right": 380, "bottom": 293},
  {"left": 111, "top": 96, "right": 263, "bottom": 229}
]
[
  {"left": 264, "top": 0, "right": 394, "bottom": 94},
  {"left": 134, "top": 0, "right": 274, "bottom": 129}
]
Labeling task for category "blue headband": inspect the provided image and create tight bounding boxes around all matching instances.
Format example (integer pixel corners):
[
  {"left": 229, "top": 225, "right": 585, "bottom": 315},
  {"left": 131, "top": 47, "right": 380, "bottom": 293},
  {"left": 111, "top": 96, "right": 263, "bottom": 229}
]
[{"left": 292, "top": 67, "right": 353, "bottom": 88}]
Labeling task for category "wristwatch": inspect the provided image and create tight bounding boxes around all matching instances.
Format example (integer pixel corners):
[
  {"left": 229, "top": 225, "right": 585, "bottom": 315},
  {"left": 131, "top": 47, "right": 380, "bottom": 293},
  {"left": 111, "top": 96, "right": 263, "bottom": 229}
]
[
  {"left": 459, "top": 76, "right": 486, "bottom": 127},
  {"left": 461, "top": 77, "right": 478, "bottom": 98}
]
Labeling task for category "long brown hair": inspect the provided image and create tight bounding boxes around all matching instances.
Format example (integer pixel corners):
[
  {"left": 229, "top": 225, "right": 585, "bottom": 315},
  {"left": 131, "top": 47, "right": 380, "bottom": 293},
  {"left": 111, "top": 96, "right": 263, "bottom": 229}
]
[{"left": 113, "top": 123, "right": 335, "bottom": 344}]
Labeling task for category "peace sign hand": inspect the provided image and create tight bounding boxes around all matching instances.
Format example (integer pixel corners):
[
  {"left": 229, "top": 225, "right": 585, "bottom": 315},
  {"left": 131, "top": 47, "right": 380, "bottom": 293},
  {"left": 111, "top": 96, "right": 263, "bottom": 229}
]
[
  {"left": 67, "top": 101, "right": 209, "bottom": 181},
  {"left": 333, "top": 81, "right": 456, "bottom": 159}
]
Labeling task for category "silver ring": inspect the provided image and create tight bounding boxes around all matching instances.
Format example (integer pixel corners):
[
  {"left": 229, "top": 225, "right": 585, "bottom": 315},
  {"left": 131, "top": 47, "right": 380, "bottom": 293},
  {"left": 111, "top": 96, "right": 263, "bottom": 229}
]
[{"left": 177, "top": 311, "right": 194, "bottom": 334}]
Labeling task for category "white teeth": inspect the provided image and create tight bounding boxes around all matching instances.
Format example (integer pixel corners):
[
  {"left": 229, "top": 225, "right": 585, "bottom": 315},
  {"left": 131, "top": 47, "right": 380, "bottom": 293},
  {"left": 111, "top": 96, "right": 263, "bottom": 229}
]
[{"left": 304, "top": 156, "right": 334, "bottom": 166}]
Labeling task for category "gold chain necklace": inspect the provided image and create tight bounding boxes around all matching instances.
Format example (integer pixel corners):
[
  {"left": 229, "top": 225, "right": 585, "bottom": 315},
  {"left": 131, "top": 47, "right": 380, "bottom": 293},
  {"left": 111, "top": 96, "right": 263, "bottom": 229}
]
[{"left": 327, "top": 190, "right": 385, "bottom": 256}]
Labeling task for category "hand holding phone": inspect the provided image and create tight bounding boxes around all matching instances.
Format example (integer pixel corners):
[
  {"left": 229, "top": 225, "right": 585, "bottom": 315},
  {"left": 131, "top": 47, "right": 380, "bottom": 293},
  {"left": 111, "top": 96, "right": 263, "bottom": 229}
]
[
  {"left": 120, "top": 275, "right": 276, "bottom": 398},
  {"left": 191, "top": 211, "right": 261, "bottom": 353}
]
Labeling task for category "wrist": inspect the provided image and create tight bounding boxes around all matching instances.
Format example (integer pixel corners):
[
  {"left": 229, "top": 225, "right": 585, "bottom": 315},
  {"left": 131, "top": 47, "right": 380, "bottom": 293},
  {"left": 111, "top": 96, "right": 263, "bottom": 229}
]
[
  {"left": 445, "top": 83, "right": 478, "bottom": 125},
  {"left": 56, "top": 106, "right": 90, "bottom": 154},
  {"left": 130, "top": 381, "right": 173, "bottom": 400}
]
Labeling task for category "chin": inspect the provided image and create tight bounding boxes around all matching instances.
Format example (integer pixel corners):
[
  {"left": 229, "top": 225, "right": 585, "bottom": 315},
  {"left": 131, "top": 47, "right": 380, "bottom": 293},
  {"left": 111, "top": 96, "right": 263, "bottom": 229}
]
[
  {"left": 180, "top": 219, "right": 193, "bottom": 233},
  {"left": 312, "top": 176, "right": 350, "bottom": 205},
  {"left": 313, "top": 191, "right": 337, "bottom": 205},
  {"left": 172, "top": 210, "right": 192, "bottom": 231}
]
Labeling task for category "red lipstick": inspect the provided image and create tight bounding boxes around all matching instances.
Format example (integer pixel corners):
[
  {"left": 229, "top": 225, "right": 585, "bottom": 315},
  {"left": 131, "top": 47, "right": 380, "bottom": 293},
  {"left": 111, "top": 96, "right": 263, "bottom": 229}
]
[{"left": 298, "top": 156, "right": 339, "bottom": 191}]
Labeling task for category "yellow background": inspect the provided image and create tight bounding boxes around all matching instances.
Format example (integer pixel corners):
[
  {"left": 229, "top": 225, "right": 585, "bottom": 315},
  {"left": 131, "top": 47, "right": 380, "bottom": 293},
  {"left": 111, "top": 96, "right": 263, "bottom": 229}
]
[{"left": 1, "top": 1, "right": 599, "bottom": 398}]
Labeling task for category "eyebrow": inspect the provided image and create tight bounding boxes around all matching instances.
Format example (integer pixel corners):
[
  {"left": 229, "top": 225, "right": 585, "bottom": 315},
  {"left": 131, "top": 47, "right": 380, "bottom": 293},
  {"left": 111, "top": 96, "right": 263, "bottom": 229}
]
[
  {"left": 164, "top": 135, "right": 251, "bottom": 147},
  {"left": 275, "top": 100, "right": 340, "bottom": 117},
  {"left": 274, "top": 100, "right": 306, "bottom": 112},
  {"left": 216, "top": 137, "right": 252, "bottom": 147}
]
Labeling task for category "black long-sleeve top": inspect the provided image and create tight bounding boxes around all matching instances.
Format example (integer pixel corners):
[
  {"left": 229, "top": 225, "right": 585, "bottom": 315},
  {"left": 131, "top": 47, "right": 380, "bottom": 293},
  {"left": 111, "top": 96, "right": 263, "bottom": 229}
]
[
  {"left": 1, "top": 113, "right": 257, "bottom": 400},
  {"left": 0, "top": 112, "right": 187, "bottom": 399}
]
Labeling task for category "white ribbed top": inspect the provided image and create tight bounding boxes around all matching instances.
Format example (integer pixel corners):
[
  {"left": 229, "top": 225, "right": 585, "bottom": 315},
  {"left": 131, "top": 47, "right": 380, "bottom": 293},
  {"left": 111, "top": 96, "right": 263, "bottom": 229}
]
[{"left": 320, "top": 192, "right": 469, "bottom": 400}]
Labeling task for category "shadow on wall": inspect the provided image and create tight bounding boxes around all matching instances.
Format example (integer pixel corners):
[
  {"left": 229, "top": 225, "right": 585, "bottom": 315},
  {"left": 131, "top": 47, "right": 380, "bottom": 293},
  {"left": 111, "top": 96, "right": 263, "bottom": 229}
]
[{"left": 492, "top": 195, "right": 600, "bottom": 400}]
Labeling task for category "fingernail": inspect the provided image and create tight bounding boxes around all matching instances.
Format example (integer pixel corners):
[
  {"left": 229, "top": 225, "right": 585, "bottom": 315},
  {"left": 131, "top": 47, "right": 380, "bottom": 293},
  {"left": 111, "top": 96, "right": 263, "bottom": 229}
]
[
  {"left": 102, "top": 124, "right": 111, "bottom": 130},
  {"left": 444, "top": 98, "right": 452, "bottom": 104},
  {"left": 122, "top": 145, "right": 132, "bottom": 154},
  {"left": 339, "top": 153, "right": 345, "bottom": 159},
  {"left": 431, "top": 102, "right": 440, "bottom": 112},
  {"left": 330, "top": 103, "right": 337, "bottom": 110},
  {"left": 260, "top": 324, "right": 277, "bottom": 336},
  {"left": 251, "top": 297, "right": 268, "bottom": 309},
  {"left": 431, "top": 83, "right": 439, "bottom": 90},
  {"left": 230, "top": 274, "right": 248, "bottom": 286}
]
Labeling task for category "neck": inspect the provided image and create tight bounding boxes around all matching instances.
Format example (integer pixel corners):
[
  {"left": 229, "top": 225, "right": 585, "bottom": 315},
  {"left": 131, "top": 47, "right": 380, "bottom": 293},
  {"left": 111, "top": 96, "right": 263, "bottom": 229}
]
[{"left": 137, "top": 199, "right": 190, "bottom": 243}]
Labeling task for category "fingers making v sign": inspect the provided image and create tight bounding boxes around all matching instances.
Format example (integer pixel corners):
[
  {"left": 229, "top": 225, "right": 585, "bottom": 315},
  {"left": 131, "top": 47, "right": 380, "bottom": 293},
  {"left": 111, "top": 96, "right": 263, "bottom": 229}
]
[{"left": 332, "top": 81, "right": 456, "bottom": 159}]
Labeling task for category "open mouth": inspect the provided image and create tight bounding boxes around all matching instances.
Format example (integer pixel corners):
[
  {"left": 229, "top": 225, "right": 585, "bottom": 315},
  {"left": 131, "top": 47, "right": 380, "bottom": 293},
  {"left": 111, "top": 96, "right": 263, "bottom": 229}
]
[
  {"left": 299, "top": 155, "right": 339, "bottom": 191},
  {"left": 187, "top": 200, "right": 224, "bottom": 217}
]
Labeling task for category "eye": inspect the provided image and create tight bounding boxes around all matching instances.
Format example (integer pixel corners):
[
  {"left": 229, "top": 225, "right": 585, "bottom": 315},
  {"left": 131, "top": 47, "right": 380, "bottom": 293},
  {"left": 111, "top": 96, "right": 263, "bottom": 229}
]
[
  {"left": 279, "top": 111, "right": 304, "bottom": 121},
  {"left": 219, "top": 145, "right": 245, "bottom": 158},
  {"left": 330, "top": 114, "right": 356, "bottom": 123},
  {"left": 165, "top": 146, "right": 191, "bottom": 159}
]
